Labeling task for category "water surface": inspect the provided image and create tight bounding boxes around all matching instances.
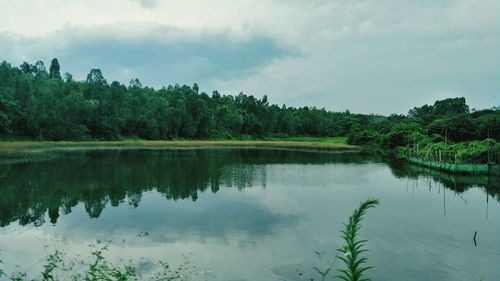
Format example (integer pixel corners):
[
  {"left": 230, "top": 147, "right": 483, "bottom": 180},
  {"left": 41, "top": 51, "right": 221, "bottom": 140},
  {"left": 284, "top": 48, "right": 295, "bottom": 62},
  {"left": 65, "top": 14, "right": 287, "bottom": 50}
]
[{"left": 0, "top": 148, "right": 498, "bottom": 280}]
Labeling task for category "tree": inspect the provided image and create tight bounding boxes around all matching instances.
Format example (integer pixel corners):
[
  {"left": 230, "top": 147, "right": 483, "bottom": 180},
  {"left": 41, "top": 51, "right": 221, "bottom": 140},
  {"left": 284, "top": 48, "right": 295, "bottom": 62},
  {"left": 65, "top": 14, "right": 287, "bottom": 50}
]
[
  {"left": 0, "top": 57, "right": 497, "bottom": 151},
  {"left": 433, "top": 97, "right": 469, "bottom": 116},
  {"left": 192, "top": 83, "right": 199, "bottom": 94},
  {"left": 129, "top": 78, "right": 142, "bottom": 89},
  {"left": 34, "top": 60, "right": 47, "bottom": 77},
  {"left": 86, "top": 69, "right": 107, "bottom": 86},
  {"left": 63, "top": 72, "right": 73, "bottom": 83},
  {"left": 20, "top": 62, "right": 34, "bottom": 75},
  {"left": 383, "top": 121, "right": 426, "bottom": 149},
  {"left": 408, "top": 97, "right": 470, "bottom": 125},
  {"left": 49, "top": 58, "right": 61, "bottom": 79}
]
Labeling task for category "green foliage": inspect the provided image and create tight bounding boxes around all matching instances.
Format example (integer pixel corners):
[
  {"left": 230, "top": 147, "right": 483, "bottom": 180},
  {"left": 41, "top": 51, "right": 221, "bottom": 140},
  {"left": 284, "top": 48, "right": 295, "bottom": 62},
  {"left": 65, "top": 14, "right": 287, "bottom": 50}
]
[
  {"left": 151, "top": 257, "right": 203, "bottom": 281},
  {"left": 0, "top": 59, "right": 353, "bottom": 141},
  {"left": 398, "top": 139, "right": 499, "bottom": 164},
  {"left": 408, "top": 97, "right": 469, "bottom": 123},
  {"left": 382, "top": 121, "right": 427, "bottom": 149},
  {"left": 298, "top": 199, "right": 379, "bottom": 281},
  {"left": 312, "top": 251, "right": 336, "bottom": 281},
  {"left": 265, "top": 136, "right": 347, "bottom": 144},
  {"left": 49, "top": 59, "right": 61, "bottom": 80},
  {"left": 0, "top": 241, "right": 203, "bottom": 281},
  {"left": 347, "top": 129, "right": 382, "bottom": 147},
  {"left": 345, "top": 98, "right": 498, "bottom": 164},
  {"left": 0, "top": 58, "right": 498, "bottom": 164},
  {"left": 84, "top": 241, "right": 138, "bottom": 281},
  {"left": 336, "top": 199, "right": 379, "bottom": 281},
  {"left": 0, "top": 148, "right": 368, "bottom": 227}
]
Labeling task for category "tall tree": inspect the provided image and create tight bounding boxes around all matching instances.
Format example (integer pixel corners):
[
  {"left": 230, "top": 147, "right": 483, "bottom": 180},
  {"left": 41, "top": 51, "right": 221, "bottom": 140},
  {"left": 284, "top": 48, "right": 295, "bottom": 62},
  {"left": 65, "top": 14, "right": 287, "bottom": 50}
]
[
  {"left": 49, "top": 58, "right": 61, "bottom": 79},
  {"left": 34, "top": 60, "right": 47, "bottom": 77}
]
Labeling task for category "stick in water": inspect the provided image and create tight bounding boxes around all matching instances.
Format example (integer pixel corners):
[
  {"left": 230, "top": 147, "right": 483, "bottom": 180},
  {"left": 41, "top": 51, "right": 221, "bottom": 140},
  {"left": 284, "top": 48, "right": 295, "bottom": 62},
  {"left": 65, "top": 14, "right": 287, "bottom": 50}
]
[{"left": 473, "top": 231, "right": 477, "bottom": 247}]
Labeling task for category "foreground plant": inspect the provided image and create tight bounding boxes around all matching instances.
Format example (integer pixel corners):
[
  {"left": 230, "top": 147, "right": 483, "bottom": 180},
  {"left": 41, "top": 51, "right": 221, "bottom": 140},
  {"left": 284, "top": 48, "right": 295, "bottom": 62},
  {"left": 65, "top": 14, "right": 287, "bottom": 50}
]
[
  {"left": 299, "top": 199, "right": 378, "bottom": 281},
  {"left": 0, "top": 240, "right": 203, "bottom": 281},
  {"left": 0, "top": 253, "right": 5, "bottom": 278},
  {"left": 336, "top": 199, "right": 379, "bottom": 281}
]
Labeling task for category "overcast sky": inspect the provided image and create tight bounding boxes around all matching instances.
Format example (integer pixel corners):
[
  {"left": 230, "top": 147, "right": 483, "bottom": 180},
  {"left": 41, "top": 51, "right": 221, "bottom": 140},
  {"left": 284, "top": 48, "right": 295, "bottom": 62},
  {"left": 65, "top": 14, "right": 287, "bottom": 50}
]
[{"left": 0, "top": 0, "right": 498, "bottom": 114}]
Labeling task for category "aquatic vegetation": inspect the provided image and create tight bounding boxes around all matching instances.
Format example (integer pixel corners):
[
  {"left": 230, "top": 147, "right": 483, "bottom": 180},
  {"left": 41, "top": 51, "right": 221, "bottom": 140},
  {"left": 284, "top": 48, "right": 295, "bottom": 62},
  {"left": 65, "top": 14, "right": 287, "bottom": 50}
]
[
  {"left": 336, "top": 199, "right": 379, "bottom": 281},
  {"left": 298, "top": 199, "right": 378, "bottom": 281},
  {"left": 0, "top": 241, "right": 204, "bottom": 281}
]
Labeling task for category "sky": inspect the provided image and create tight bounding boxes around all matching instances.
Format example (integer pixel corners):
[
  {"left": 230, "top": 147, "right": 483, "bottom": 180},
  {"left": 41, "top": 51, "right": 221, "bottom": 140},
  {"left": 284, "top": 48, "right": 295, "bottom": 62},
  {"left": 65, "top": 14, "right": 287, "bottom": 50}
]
[{"left": 0, "top": 0, "right": 498, "bottom": 114}]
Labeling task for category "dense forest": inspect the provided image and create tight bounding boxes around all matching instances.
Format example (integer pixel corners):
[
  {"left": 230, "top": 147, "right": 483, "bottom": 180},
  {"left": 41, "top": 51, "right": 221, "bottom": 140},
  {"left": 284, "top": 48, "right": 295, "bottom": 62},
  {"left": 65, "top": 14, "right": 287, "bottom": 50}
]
[{"left": 0, "top": 59, "right": 499, "bottom": 162}]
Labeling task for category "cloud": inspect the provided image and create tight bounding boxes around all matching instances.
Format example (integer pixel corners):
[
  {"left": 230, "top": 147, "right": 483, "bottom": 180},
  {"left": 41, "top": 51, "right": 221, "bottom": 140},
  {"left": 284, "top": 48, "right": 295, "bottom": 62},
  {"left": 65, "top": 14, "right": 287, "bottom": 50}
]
[
  {"left": 49, "top": 191, "right": 299, "bottom": 243},
  {"left": 211, "top": 0, "right": 500, "bottom": 113},
  {"left": 133, "top": 0, "right": 158, "bottom": 9},
  {"left": 0, "top": 0, "right": 499, "bottom": 113},
  {"left": 0, "top": 24, "right": 295, "bottom": 90}
]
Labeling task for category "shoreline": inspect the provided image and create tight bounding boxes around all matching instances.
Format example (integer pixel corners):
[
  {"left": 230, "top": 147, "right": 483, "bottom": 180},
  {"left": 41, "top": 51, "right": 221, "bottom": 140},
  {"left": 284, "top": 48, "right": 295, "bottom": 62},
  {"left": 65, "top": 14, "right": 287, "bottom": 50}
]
[{"left": 0, "top": 140, "right": 360, "bottom": 161}]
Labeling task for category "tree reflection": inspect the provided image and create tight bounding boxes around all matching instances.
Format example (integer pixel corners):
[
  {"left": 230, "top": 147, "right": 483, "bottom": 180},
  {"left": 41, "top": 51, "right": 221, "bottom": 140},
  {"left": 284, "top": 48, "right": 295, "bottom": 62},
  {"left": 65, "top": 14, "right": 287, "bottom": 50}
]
[
  {"left": 0, "top": 149, "right": 370, "bottom": 227},
  {"left": 387, "top": 159, "right": 500, "bottom": 200},
  {"left": 1, "top": 149, "right": 496, "bottom": 227}
]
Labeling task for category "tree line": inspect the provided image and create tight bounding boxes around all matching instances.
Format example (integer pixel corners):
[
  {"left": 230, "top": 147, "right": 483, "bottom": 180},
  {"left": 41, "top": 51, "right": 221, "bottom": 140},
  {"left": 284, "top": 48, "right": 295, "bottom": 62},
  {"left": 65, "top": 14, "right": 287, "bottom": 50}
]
[
  {"left": 0, "top": 58, "right": 498, "bottom": 162},
  {"left": 0, "top": 59, "right": 357, "bottom": 140},
  {"left": 345, "top": 96, "right": 499, "bottom": 163}
]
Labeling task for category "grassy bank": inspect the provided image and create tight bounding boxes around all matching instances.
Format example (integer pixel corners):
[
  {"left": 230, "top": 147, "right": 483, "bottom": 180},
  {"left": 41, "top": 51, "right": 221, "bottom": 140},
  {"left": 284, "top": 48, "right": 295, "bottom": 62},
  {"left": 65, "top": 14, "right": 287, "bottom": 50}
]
[
  {"left": 0, "top": 138, "right": 352, "bottom": 150},
  {"left": 0, "top": 139, "right": 358, "bottom": 163},
  {"left": 261, "top": 136, "right": 347, "bottom": 143}
]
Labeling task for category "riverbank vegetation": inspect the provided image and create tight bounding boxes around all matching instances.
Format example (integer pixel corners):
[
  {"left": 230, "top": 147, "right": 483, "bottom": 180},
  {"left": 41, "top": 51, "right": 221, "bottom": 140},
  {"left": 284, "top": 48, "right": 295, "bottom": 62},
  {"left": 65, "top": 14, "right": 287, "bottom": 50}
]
[
  {"left": 347, "top": 98, "right": 499, "bottom": 164},
  {"left": 0, "top": 140, "right": 356, "bottom": 165},
  {"left": 0, "top": 59, "right": 498, "bottom": 163}
]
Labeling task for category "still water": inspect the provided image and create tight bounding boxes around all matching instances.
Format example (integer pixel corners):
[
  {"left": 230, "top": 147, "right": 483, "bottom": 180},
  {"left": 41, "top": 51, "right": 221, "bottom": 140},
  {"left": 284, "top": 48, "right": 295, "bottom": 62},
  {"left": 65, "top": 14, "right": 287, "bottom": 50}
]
[{"left": 0, "top": 148, "right": 499, "bottom": 280}]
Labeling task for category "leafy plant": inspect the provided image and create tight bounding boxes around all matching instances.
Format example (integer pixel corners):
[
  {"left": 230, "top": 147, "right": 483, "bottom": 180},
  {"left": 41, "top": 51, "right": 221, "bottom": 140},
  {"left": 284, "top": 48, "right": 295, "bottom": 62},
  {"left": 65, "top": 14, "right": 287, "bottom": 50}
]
[
  {"left": 336, "top": 199, "right": 379, "bottom": 281},
  {"left": 0, "top": 240, "right": 207, "bottom": 281},
  {"left": 152, "top": 256, "right": 203, "bottom": 281},
  {"left": 312, "top": 251, "right": 336, "bottom": 281},
  {"left": 41, "top": 250, "right": 63, "bottom": 281},
  {"left": 84, "top": 240, "right": 137, "bottom": 281},
  {"left": 0, "top": 252, "right": 5, "bottom": 278},
  {"left": 299, "top": 199, "right": 379, "bottom": 281}
]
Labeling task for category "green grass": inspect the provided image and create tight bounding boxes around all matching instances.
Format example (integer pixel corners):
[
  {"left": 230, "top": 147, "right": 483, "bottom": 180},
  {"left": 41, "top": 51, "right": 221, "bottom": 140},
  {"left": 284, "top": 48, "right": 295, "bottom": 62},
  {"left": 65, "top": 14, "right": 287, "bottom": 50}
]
[
  {"left": 263, "top": 136, "right": 348, "bottom": 144},
  {"left": 0, "top": 139, "right": 358, "bottom": 165},
  {"left": 0, "top": 139, "right": 356, "bottom": 155}
]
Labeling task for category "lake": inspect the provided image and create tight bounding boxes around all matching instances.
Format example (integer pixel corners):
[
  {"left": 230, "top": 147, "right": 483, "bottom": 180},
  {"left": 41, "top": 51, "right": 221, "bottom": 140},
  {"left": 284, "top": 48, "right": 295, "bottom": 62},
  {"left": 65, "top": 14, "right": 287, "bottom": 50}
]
[{"left": 0, "top": 148, "right": 499, "bottom": 280}]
